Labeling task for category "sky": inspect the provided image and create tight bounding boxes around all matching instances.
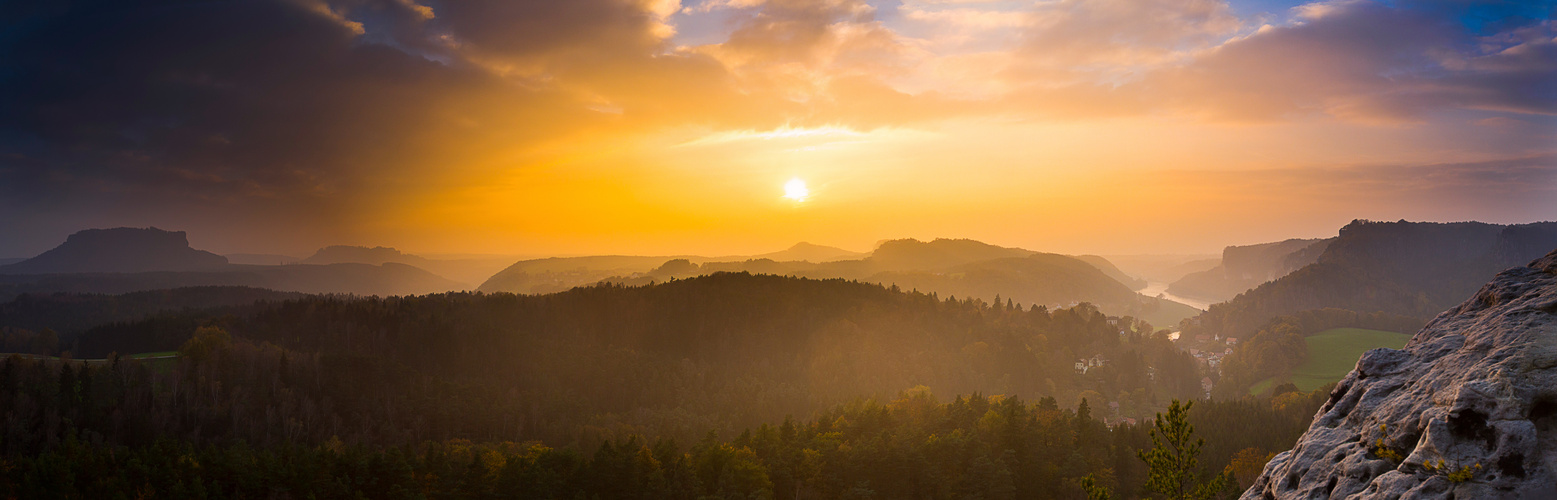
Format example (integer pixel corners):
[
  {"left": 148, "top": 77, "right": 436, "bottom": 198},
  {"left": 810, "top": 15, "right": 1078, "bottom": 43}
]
[{"left": 0, "top": 0, "right": 1553, "bottom": 258}]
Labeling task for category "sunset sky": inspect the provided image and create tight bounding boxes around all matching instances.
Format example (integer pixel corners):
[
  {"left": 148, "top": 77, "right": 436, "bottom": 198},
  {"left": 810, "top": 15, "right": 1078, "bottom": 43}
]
[{"left": 1, "top": 0, "right": 1553, "bottom": 258}]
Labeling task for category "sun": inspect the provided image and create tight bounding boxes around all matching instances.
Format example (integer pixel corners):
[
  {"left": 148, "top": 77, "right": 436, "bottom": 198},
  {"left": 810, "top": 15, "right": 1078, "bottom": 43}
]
[{"left": 783, "top": 178, "right": 809, "bottom": 202}]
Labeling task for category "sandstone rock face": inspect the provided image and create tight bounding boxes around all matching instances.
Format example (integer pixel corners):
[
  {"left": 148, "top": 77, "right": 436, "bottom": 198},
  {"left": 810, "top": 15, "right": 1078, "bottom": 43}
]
[{"left": 1242, "top": 249, "right": 1557, "bottom": 500}]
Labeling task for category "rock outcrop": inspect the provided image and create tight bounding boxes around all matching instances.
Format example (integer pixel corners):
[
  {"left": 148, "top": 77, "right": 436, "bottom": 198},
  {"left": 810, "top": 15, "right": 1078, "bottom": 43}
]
[
  {"left": 1242, "top": 249, "right": 1557, "bottom": 499},
  {"left": 0, "top": 227, "right": 228, "bottom": 274}
]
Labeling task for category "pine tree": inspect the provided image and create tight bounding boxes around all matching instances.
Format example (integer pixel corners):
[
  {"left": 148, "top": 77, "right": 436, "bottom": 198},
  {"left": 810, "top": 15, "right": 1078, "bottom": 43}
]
[
  {"left": 1080, "top": 474, "right": 1112, "bottom": 500},
  {"left": 1137, "top": 400, "right": 1233, "bottom": 500}
]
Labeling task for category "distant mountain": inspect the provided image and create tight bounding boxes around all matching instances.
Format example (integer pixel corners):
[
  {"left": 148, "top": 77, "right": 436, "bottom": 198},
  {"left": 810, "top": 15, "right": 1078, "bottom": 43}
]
[
  {"left": 479, "top": 242, "right": 870, "bottom": 294},
  {"left": 0, "top": 227, "right": 227, "bottom": 274},
  {"left": 301, "top": 245, "right": 527, "bottom": 287},
  {"left": 860, "top": 253, "right": 1141, "bottom": 309},
  {"left": 0, "top": 258, "right": 24, "bottom": 266},
  {"left": 746, "top": 242, "right": 865, "bottom": 262},
  {"left": 1167, "top": 238, "right": 1333, "bottom": 303},
  {"left": 225, "top": 253, "right": 300, "bottom": 265},
  {"left": 479, "top": 255, "right": 696, "bottom": 294},
  {"left": 1073, "top": 255, "right": 1148, "bottom": 290},
  {"left": 1186, "top": 220, "right": 1557, "bottom": 338},
  {"left": 301, "top": 245, "right": 432, "bottom": 267},
  {"left": 866, "top": 238, "right": 1033, "bottom": 272},
  {"left": 479, "top": 237, "right": 1196, "bottom": 326}
]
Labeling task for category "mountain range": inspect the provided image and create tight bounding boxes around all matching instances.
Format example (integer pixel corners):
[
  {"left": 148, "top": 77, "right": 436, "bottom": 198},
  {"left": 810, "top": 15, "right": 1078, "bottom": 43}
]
[{"left": 483, "top": 238, "right": 1198, "bottom": 328}]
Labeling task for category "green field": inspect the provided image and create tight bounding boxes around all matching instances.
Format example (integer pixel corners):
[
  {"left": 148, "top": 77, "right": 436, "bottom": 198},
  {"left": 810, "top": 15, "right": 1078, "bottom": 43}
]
[
  {"left": 1250, "top": 327, "right": 1411, "bottom": 394},
  {"left": 1, "top": 351, "right": 180, "bottom": 373},
  {"left": 125, "top": 351, "right": 178, "bottom": 359},
  {"left": 1137, "top": 299, "right": 1202, "bottom": 330}
]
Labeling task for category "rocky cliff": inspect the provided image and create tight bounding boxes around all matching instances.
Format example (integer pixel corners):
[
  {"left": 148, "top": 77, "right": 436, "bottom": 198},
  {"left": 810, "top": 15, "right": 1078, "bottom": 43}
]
[
  {"left": 1168, "top": 237, "right": 1332, "bottom": 303},
  {"left": 1241, "top": 249, "right": 1557, "bottom": 499}
]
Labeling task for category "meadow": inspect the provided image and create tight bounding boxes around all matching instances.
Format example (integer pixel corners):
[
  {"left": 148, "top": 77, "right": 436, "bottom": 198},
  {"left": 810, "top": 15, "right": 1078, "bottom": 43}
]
[{"left": 1250, "top": 327, "right": 1412, "bottom": 394}]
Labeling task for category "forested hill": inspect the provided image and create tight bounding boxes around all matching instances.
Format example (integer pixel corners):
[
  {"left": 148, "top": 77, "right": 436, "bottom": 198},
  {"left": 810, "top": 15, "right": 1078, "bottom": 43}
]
[
  {"left": 1184, "top": 220, "right": 1557, "bottom": 339},
  {"left": 0, "top": 286, "right": 302, "bottom": 335},
  {"left": 57, "top": 272, "right": 1205, "bottom": 448}
]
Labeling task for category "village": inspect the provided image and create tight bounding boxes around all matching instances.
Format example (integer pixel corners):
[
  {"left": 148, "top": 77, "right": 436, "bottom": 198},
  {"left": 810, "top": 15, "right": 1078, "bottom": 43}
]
[{"left": 1068, "top": 315, "right": 1240, "bottom": 426}]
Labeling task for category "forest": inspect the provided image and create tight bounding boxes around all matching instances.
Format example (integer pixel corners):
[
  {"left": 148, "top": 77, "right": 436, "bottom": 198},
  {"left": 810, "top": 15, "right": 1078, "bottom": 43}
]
[
  {"left": 0, "top": 273, "right": 1337, "bottom": 498},
  {"left": 22, "top": 273, "right": 1217, "bottom": 443},
  {"left": 0, "top": 348, "right": 1326, "bottom": 499}
]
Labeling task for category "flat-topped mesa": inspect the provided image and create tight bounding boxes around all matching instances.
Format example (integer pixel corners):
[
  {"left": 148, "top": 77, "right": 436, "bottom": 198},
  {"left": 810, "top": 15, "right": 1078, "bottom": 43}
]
[
  {"left": 0, "top": 227, "right": 229, "bottom": 274},
  {"left": 1242, "top": 248, "right": 1557, "bottom": 499}
]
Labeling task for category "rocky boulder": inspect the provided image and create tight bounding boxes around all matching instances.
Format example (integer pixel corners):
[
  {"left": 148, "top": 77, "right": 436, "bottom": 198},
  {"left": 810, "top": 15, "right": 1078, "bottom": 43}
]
[{"left": 1242, "top": 249, "right": 1557, "bottom": 499}]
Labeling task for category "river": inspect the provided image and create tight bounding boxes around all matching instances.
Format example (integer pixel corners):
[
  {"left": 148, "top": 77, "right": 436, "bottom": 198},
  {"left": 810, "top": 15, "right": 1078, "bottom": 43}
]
[{"left": 1137, "top": 281, "right": 1216, "bottom": 311}]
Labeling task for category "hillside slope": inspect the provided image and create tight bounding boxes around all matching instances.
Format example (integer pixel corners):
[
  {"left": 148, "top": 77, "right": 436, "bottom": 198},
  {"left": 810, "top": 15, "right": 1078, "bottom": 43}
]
[
  {"left": 1075, "top": 255, "right": 1148, "bottom": 290},
  {"left": 1187, "top": 220, "right": 1557, "bottom": 338},
  {"left": 69, "top": 273, "right": 1204, "bottom": 444}
]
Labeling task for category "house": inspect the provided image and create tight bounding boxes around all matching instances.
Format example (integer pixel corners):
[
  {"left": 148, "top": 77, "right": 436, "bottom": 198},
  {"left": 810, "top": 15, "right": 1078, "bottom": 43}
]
[
  {"left": 1075, "top": 355, "right": 1107, "bottom": 374},
  {"left": 1201, "top": 377, "right": 1214, "bottom": 397},
  {"left": 1226, "top": 337, "right": 1239, "bottom": 345}
]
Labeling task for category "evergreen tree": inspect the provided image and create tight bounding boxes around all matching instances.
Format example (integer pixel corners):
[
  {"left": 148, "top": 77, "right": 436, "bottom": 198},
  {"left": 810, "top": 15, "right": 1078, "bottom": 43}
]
[
  {"left": 1137, "top": 400, "right": 1233, "bottom": 500},
  {"left": 1080, "top": 474, "right": 1112, "bottom": 500}
]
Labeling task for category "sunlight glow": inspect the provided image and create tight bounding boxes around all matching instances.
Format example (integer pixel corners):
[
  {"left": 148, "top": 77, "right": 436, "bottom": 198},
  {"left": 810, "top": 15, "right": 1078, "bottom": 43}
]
[{"left": 783, "top": 178, "right": 809, "bottom": 202}]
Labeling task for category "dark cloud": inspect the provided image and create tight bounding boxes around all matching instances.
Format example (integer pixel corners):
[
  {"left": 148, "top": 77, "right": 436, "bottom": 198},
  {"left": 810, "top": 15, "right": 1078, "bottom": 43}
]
[{"left": 0, "top": 0, "right": 645, "bottom": 254}]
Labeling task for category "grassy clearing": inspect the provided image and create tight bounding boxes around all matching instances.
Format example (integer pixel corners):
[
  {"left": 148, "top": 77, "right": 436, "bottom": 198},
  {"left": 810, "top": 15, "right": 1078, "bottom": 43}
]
[
  {"left": 1, "top": 351, "right": 181, "bottom": 374},
  {"left": 1137, "top": 299, "right": 1201, "bottom": 330},
  {"left": 125, "top": 351, "right": 178, "bottom": 359},
  {"left": 1250, "top": 327, "right": 1411, "bottom": 394}
]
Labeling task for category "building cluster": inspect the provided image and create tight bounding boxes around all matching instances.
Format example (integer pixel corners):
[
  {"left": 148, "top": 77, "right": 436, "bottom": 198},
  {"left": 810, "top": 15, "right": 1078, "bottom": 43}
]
[
  {"left": 1184, "top": 334, "right": 1237, "bottom": 374},
  {"left": 1073, "top": 354, "right": 1107, "bottom": 374}
]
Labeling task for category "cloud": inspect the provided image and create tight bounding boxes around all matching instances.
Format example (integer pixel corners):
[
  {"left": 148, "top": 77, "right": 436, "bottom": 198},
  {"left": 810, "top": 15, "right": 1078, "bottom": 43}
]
[
  {"left": 0, "top": 0, "right": 632, "bottom": 248},
  {"left": 1015, "top": 0, "right": 1243, "bottom": 83},
  {"left": 1151, "top": 0, "right": 1556, "bottom": 122},
  {"left": 0, "top": 0, "right": 1552, "bottom": 255}
]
